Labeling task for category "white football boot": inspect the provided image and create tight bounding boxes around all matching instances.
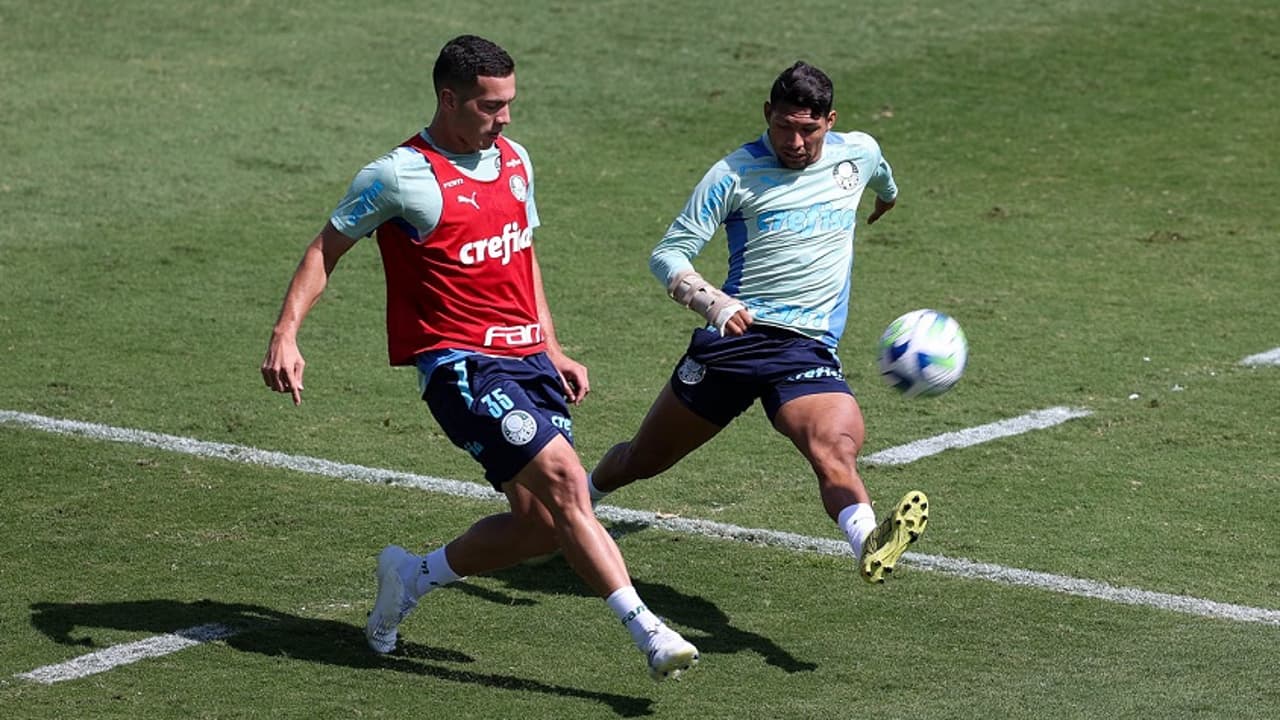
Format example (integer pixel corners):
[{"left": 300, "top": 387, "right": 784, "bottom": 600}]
[
  {"left": 644, "top": 626, "right": 700, "bottom": 681},
  {"left": 365, "top": 545, "right": 418, "bottom": 654}
]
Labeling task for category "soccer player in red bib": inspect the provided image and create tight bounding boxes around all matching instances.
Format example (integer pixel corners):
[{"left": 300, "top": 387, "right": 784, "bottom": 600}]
[{"left": 261, "top": 35, "right": 697, "bottom": 681}]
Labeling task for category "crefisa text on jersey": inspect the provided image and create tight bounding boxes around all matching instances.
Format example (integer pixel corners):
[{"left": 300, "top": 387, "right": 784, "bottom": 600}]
[{"left": 457, "top": 221, "right": 533, "bottom": 266}]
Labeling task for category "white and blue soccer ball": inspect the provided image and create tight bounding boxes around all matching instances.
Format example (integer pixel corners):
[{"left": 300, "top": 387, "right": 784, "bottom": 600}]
[{"left": 877, "top": 309, "right": 968, "bottom": 398}]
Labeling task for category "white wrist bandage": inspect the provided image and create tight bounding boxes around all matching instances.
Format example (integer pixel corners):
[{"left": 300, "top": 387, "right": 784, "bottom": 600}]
[{"left": 667, "top": 270, "right": 746, "bottom": 334}]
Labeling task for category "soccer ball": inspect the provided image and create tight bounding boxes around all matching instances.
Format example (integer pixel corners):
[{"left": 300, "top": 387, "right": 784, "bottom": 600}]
[{"left": 877, "top": 309, "right": 968, "bottom": 397}]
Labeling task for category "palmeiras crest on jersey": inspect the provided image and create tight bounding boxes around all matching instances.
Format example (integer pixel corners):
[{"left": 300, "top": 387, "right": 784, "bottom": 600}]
[
  {"left": 509, "top": 174, "right": 528, "bottom": 202},
  {"left": 832, "top": 160, "right": 859, "bottom": 191},
  {"left": 677, "top": 357, "right": 706, "bottom": 385},
  {"left": 501, "top": 410, "right": 538, "bottom": 446}
]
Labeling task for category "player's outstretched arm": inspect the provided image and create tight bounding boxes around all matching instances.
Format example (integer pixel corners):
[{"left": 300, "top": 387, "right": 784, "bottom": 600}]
[{"left": 261, "top": 222, "right": 357, "bottom": 405}]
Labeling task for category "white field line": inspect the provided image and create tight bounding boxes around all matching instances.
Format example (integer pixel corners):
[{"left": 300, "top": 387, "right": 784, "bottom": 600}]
[
  {"left": 5, "top": 406, "right": 1277, "bottom": 687},
  {"left": 596, "top": 507, "right": 1280, "bottom": 626},
  {"left": 16, "top": 623, "right": 238, "bottom": 685},
  {"left": 1240, "top": 347, "right": 1280, "bottom": 367},
  {"left": 862, "top": 406, "right": 1092, "bottom": 465},
  {"left": 0, "top": 410, "right": 501, "bottom": 502}
]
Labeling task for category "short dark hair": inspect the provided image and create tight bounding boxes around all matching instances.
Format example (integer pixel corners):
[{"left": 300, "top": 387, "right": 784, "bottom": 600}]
[
  {"left": 769, "top": 61, "right": 834, "bottom": 117},
  {"left": 432, "top": 35, "right": 515, "bottom": 95}
]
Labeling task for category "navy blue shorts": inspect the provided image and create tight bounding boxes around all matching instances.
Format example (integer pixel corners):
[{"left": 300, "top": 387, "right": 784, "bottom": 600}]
[
  {"left": 668, "top": 325, "right": 853, "bottom": 427},
  {"left": 420, "top": 352, "right": 574, "bottom": 490}
]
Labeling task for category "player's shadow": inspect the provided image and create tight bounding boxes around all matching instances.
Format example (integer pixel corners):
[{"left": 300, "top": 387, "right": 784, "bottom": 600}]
[
  {"left": 28, "top": 599, "right": 653, "bottom": 718},
  {"left": 453, "top": 521, "right": 819, "bottom": 674}
]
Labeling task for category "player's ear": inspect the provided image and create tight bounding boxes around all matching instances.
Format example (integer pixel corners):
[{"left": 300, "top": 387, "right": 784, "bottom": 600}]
[
  {"left": 439, "top": 87, "right": 458, "bottom": 111},
  {"left": 827, "top": 109, "right": 837, "bottom": 129},
  {"left": 763, "top": 101, "right": 772, "bottom": 124}
]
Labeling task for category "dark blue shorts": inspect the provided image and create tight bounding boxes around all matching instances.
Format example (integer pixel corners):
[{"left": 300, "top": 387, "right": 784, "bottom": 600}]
[
  {"left": 668, "top": 325, "right": 853, "bottom": 427},
  {"left": 420, "top": 352, "right": 574, "bottom": 490}
]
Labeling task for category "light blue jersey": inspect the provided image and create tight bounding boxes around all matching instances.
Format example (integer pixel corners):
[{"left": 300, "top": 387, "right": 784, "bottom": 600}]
[{"left": 651, "top": 130, "right": 897, "bottom": 349}]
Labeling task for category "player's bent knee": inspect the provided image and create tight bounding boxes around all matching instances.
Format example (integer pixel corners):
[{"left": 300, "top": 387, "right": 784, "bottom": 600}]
[
  {"left": 519, "top": 441, "right": 589, "bottom": 498},
  {"left": 807, "top": 438, "right": 860, "bottom": 475},
  {"left": 530, "top": 472, "right": 595, "bottom": 523}
]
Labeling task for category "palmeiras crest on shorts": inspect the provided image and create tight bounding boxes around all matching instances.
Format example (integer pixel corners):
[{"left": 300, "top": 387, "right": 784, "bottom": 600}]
[
  {"left": 501, "top": 409, "right": 537, "bottom": 446},
  {"left": 509, "top": 175, "right": 528, "bottom": 202},
  {"left": 832, "top": 160, "right": 859, "bottom": 191},
  {"left": 677, "top": 357, "right": 706, "bottom": 385}
]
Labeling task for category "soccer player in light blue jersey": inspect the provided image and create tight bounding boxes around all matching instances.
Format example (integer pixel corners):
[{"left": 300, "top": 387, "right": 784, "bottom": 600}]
[{"left": 588, "top": 62, "right": 929, "bottom": 584}]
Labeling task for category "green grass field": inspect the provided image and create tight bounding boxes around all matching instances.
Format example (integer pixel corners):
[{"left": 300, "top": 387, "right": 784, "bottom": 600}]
[{"left": 2, "top": 0, "right": 1278, "bottom": 717}]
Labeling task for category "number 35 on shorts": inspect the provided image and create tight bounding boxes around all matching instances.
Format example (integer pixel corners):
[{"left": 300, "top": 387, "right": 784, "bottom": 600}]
[{"left": 479, "top": 388, "right": 516, "bottom": 418}]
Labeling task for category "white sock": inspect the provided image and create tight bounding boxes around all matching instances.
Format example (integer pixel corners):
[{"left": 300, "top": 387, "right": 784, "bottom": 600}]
[
  {"left": 586, "top": 472, "right": 611, "bottom": 502},
  {"left": 406, "top": 547, "right": 464, "bottom": 599},
  {"left": 605, "top": 585, "right": 664, "bottom": 649},
  {"left": 838, "top": 503, "right": 878, "bottom": 558}
]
